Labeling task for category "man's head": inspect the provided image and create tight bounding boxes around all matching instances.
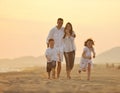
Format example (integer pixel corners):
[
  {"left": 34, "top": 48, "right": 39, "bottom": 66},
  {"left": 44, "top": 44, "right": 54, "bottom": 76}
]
[{"left": 57, "top": 18, "right": 63, "bottom": 28}]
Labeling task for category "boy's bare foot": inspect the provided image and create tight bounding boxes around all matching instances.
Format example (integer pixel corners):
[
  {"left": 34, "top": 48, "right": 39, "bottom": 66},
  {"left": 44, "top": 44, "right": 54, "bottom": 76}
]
[{"left": 78, "top": 70, "right": 81, "bottom": 73}]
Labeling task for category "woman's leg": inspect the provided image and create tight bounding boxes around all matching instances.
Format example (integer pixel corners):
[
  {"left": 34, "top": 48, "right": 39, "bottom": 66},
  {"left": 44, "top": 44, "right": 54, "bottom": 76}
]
[
  {"left": 69, "top": 51, "right": 75, "bottom": 70},
  {"left": 64, "top": 52, "right": 71, "bottom": 79}
]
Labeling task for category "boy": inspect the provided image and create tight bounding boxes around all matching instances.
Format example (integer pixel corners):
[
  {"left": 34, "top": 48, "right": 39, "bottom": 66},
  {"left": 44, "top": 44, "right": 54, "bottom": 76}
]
[{"left": 45, "top": 39, "right": 59, "bottom": 79}]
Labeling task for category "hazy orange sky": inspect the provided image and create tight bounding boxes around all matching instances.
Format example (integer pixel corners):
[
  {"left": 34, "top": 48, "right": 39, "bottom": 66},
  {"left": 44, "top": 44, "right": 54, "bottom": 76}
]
[{"left": 0, "top": 0, "right": 120, "bottom": 59}]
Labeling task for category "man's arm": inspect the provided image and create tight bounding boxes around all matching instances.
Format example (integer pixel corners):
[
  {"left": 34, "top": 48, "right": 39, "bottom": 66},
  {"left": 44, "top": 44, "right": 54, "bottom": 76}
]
[{"left": 46, "top": 28, "right": 54, "bottom": 47}]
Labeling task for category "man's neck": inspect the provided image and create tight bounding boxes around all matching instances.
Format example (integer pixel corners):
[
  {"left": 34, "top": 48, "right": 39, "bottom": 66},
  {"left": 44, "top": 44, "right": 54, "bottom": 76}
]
[
  {"left": 50, "top": 46, "right": 54, "bottom": 49},
  {"left": 56, "top": 26, "right": 62, "bottom": 30}
]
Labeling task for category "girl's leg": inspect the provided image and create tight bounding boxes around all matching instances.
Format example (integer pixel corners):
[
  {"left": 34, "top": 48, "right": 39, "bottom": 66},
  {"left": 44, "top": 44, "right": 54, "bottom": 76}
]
[{"left": 87, "top": 63, "right": 91, "bottom": 80}]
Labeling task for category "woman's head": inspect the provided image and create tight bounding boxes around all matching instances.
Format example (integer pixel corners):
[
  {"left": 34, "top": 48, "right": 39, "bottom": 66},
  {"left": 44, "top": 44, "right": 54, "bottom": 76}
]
[
  {"left": 63, "top": 22, "right": 73, "bottom": 38},
  {"left": 64, "top": 22, "right": 73, "bottom": 35},
  {"left": 84, "top": 38, "right": 94, "bottom": 48}
]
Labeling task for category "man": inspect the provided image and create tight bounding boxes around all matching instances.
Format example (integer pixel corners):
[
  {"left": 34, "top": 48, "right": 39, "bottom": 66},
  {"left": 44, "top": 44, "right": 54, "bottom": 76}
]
[{"left": 46, "top": 18, "right": 64, "bottom": 78}]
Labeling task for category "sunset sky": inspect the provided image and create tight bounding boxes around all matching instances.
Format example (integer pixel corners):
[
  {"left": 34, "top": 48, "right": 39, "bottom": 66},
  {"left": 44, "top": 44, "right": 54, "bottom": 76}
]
[{"left": 0, "top": 0, "right": 120, "bottom": 59}]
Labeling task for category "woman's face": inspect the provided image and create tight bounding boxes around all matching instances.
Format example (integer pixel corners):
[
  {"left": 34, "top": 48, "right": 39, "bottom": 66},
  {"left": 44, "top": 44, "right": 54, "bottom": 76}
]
[{"left": 66, "top": 24, "right": 71, "bottom": 31}]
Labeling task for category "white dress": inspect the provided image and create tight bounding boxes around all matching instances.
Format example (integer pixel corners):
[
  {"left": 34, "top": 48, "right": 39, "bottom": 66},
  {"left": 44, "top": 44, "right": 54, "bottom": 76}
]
[{"left": 80, "top": 46, "right": 94, "bottom": 70}]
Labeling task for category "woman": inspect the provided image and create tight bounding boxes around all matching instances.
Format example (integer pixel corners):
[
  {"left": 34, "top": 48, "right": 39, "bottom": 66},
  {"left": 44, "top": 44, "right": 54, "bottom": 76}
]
[{"left": 63, "top": 22, "right": 76, "bottom": 79}]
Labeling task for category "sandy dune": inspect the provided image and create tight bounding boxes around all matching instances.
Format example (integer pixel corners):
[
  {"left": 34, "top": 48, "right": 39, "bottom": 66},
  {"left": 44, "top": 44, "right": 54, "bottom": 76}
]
[{"left": 0, "top": 64, "right": 120, "bottom": 93}]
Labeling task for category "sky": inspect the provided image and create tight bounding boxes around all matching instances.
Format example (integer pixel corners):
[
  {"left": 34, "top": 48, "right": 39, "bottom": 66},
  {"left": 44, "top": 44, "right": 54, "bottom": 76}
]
[{"left": 0, "top": 0, "right": 120, "bottom": 59}]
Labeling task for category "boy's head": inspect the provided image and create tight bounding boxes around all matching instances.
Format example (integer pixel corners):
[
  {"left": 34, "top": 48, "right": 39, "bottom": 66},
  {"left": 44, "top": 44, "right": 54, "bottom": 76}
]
[{"left": 48, "top": 39, "right": 54, "bottom": 48}]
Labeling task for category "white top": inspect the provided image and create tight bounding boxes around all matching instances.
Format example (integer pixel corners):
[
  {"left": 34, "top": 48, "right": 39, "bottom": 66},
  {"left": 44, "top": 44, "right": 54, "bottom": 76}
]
[
  {"left": 63, "top": 36, "right": 76, "bottom": 52},
  {"left": 45, "top": 47, "right": 58, "bottom": 63},
  {"left": 81, "top": 46, "right": 95, "bottom": 63},
  {"left": 46, "top": 26, "right": 64, "bottom": 52}
]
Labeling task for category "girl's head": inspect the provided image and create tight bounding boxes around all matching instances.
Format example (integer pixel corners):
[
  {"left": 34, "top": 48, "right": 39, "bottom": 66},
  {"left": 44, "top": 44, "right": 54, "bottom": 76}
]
[
  {"left": 84, "top": 38, "right": 94, "bottom": 48},
  {"left": 48, "top": 39, "right": 54, "bottom": 48},
  {"left": 63, "top": 22, "right": 73, "bottom": 38}
]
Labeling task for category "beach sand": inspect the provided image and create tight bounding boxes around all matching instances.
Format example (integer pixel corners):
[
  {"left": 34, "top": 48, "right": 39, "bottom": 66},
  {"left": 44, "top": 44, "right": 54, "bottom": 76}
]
[{"left": 0, "top": 64, "right": 120, "bottom": 93}]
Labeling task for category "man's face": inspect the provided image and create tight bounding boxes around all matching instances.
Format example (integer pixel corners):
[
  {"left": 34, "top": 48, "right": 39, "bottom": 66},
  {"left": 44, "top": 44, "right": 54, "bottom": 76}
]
[{"left": 57, "top": 20, "right": 63, "bottom": 27}]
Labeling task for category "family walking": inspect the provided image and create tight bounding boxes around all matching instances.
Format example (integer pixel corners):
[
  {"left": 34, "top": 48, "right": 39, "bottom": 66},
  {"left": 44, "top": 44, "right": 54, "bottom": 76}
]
[{"left": 45, "top": 18, "right": 96, "bottom": 80}]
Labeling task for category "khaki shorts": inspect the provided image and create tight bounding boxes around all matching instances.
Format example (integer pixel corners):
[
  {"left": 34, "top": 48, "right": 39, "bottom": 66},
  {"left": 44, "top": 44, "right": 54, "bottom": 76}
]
[{"left": 46, "top": 61, "right": 56, "bottom": 72}]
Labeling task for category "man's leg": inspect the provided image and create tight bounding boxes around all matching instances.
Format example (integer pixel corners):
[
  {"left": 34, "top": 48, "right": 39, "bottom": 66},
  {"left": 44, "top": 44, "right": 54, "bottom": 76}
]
[{"left": 57, "top": 62, "right": 61, "bottom": 78}]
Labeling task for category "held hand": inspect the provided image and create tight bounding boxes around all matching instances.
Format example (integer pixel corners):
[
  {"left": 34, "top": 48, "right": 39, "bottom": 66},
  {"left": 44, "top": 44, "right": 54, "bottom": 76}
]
[{"left": 47, "top": 57, "right": 51, "bottom": 61}]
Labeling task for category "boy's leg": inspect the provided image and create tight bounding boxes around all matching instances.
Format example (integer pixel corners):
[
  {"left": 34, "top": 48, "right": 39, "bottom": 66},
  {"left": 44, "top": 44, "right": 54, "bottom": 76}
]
[
  {"left": 47, "top": 62, "right": 52, "bottom": 79},
  {"left": 87, "top": 63, "right": 91, "bottom": 80}
]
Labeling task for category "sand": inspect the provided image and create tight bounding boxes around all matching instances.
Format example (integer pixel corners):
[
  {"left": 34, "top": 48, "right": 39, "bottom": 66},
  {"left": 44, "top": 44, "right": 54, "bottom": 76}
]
[{"left": 0, "top": 64, "right": 120, "bottom": 93}]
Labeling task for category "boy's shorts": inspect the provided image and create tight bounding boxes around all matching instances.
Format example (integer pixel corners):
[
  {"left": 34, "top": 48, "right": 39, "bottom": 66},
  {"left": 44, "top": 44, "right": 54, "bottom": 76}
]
[{"left": 47, "top": 61, "right": 56, "bottom": 72}]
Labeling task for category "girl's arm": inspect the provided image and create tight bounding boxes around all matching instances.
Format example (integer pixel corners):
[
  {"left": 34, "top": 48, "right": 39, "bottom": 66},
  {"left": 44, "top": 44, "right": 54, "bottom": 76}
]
[{"left": 92, "top": 47, "right": 96, "bottom": 58}]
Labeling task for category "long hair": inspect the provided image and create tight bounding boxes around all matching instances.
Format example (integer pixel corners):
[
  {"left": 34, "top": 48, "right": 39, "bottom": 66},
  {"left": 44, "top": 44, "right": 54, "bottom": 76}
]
[
  {"left": 63, "top": 22, "right": 73, "bottom": 38},
  {"left": 84, "top": 38, "right": 94, "bottom": 46}
]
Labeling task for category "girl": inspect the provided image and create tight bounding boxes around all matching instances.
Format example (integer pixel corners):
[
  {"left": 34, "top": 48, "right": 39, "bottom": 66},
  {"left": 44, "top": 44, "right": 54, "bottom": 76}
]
[
  {"left": 63, "top": 22, "right": 76, "bottom": 79},
  {"left": 78, "top": 38, "right": 95, "bottom": 80}
]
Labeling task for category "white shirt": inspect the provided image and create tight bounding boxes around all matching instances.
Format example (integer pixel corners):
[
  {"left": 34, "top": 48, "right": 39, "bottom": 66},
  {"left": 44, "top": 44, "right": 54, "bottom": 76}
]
[
  {"left": 45, "top": 47, "right": 58, "bottom": 62},
  {"left": 63, "top": 36, "right": 76, "bottom": 52},
  {"left": 46, "top": 26, "right": 64, "bottom": 52}
]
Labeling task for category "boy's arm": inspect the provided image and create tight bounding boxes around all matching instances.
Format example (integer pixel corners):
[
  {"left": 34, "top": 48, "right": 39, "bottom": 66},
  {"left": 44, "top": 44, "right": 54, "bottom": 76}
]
[{"left": 46, "top": 55, "right": 51, "bottom": 62}]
